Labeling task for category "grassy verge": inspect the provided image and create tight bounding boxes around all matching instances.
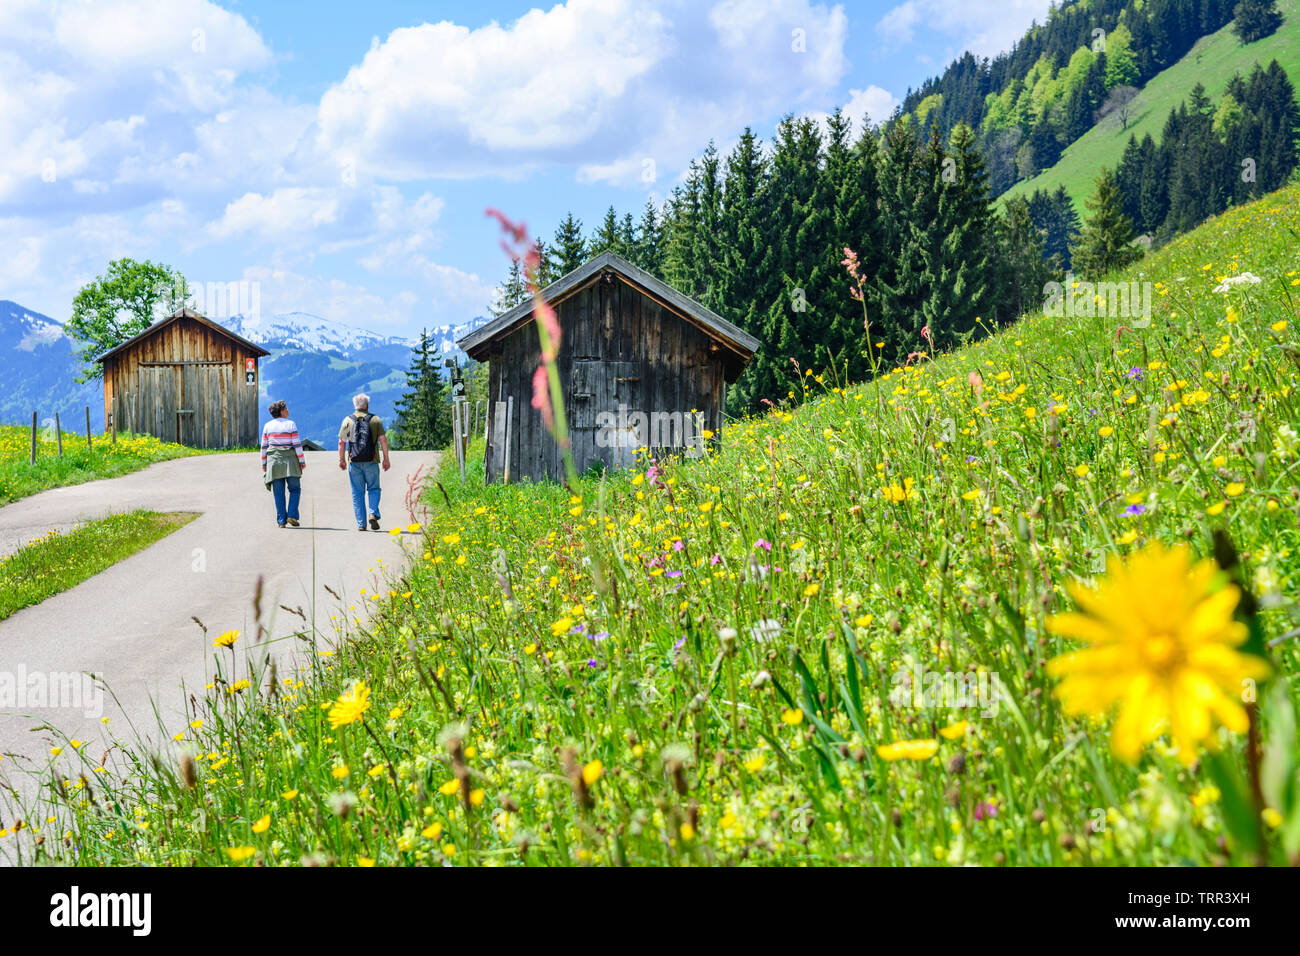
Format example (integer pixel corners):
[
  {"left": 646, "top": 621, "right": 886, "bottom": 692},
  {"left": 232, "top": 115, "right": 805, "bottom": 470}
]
[
  {"left": 0, "top": 510, "right": 197, "bottom": 621},
  {"left": 1004, "top": 1, "right": 1300, "bottom": 208},
  {"left": 16, "top": 184, "right": 1300, "bottom": 866},
  {"left": 0, "top": 428, "right": 199, "bottom": 506}
]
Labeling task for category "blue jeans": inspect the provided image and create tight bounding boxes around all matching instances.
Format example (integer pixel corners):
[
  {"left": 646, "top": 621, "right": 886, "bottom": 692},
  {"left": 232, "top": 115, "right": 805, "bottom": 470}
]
[
  {"left": 348, "top": 461, "right": 381, "bottom": 527},
  {"left": 271, "top": 476, "right": 301, "bottom": 525}
]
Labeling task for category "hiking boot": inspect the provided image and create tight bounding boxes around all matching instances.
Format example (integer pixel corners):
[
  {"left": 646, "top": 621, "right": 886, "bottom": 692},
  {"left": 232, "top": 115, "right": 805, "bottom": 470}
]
[
  {"left": 358, "top": 525, "right": 367, "bottom": 531},
  {"left": 368, "top": 516, "right": 380, "bottom": 530},
  {"left": 287, "top": 518, "right": 300, "bottom": 527}
]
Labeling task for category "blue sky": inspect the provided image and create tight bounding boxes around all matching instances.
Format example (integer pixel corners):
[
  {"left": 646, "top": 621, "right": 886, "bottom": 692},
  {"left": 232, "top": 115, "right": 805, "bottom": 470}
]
[{"left": 0, "top": 0, "right": 1057, "bottom": 338}]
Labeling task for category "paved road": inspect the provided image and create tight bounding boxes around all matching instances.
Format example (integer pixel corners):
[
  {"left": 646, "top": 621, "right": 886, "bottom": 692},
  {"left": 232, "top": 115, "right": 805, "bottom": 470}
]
[{"left": 0, "top": 450, "right": 438, "bottom": 841}]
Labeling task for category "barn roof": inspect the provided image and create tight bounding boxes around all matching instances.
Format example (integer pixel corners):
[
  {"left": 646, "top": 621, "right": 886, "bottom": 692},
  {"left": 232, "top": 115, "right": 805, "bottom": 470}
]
[
  {"left": 95, "top": 307, "right": 270, "bottom": 362},
  {"left": 458, "top": 251, "right": 762, "bottom": 360}
]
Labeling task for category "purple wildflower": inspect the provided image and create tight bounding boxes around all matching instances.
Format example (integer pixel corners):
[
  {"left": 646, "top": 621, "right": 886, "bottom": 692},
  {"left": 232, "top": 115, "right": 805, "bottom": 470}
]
[{"left": 1123, "top": 504, "right": 1146, "bottom": 517}]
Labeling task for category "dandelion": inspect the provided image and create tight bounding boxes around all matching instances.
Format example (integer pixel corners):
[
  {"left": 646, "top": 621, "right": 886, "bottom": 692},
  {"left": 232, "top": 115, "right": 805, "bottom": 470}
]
[
  {"left": 328, "top": 681, "right": 371, "bottom": 729},
  {"left": 1046, "top": 541, "right": 1270, "bottom": 764},
  {"left": 213, "top": 630, "right": 238, "bottom": 648}
]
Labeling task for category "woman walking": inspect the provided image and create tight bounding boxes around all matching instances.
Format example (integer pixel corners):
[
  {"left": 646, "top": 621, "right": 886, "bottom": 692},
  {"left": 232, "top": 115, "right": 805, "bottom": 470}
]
[{"left": 261, "top": 400, "right": 306, "bottom": 528}]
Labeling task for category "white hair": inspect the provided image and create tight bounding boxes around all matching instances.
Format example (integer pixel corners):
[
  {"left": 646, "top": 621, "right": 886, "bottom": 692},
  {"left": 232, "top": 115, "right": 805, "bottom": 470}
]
[{"left": 353, "top": 393, "right": 370, "bottom": 411}]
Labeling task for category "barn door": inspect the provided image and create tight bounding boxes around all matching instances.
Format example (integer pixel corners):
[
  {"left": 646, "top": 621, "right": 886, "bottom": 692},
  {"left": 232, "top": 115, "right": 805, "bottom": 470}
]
[
  {"left": 571, "top": 358, "right": 644, "bottom": 472},
  {"left": 195, "top": 364, "right": 232, "bottom": 448},
  {"left": 138, "top": 366, "right": 182, "bottom": 444},
  {"left": 177, "top": 364, "right": 200, "bottom": 446},
  {"left": 608, "top": 360, "right": 643, "bottom": 470}
]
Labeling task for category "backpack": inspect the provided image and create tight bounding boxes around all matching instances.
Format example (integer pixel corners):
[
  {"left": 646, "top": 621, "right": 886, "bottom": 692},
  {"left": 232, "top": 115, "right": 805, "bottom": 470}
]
[{"left": 348, "top": 414, "right": 376, "bottom": 462}]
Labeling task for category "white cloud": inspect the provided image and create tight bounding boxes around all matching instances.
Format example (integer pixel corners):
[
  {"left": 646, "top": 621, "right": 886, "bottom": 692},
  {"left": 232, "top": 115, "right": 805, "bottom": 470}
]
[
  {"left": 241, "top": 265, "right": 414, "bottom": 330},
  {"left": 316, "top": 0, "right": 851, "bottom": 186},
  {"left": 0, "top": 0, "right": 275, "bottom": 210},
  {"left": 875, "top": 0, "right": 1054, "bottom": 59},
  {"left": 843, "top": 86, "right": 900, "bottom": 128}
]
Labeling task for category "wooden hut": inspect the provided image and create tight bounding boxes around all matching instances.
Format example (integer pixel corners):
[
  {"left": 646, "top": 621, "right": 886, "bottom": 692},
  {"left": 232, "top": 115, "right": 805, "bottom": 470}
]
[
  {"left": 97, "top": 307, "right": 269, "bottom": 448},
  {"left": 458, "top": 252, "right": 760, "bottom": 483}
]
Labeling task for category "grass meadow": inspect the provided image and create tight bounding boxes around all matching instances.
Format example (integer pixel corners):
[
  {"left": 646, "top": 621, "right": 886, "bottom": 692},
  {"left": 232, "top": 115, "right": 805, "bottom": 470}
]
[
  {"left": 0, "top": 427, "right": 197, "bottom": 506},
  {"left": 11, "top": 183, "right": 1300, "bottom": 867}
]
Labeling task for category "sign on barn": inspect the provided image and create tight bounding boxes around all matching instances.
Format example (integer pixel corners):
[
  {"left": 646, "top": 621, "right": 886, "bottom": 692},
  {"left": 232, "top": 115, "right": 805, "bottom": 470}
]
[
  {"left": 96, "top": 307, "right": 269, "bottom": 449},
  {"left": 458, "top": 252, "right": 760, "bottom": 483}
]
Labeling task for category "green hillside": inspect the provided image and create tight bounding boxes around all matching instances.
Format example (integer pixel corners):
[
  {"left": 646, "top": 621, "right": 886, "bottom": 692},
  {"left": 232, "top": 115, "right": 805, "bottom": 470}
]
[
  {"left": 31, "top": 181, "right": 1300, "bottom": 867},
  {"left": 1006, "top": 1, "right": 1300, "bottom": 208}
]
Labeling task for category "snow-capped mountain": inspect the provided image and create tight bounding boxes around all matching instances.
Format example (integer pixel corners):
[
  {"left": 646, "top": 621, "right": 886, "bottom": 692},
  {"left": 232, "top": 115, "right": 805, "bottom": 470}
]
[
  {"left": 0, "top": 299, "right": 102, "bottom": 429},
  {"left": 225, "top": 311, "right": 413, "bottom": 355}
]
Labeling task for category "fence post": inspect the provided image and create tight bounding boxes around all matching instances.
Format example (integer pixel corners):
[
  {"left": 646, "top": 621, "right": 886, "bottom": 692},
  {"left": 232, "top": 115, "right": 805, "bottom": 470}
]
[
  {"left": 55, "top": 412, "right": 63, "bottom": 457},
  {"left": 29, "top": 411, "right": 37, "bottom": 465},
  {"left": 86, "top": 405, "right": 93, "bottom": 451}
]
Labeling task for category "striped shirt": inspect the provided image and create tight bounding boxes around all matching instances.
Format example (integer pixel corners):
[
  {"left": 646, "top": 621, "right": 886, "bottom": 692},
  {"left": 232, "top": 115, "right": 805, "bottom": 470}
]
[{"left": 261, "top": 417, "right": 305, "bottom": 468}]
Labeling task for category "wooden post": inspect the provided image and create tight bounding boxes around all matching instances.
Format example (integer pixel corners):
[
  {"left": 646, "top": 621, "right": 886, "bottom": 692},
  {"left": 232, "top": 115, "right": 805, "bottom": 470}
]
[
  {"left": 29, "top": 411, "right": 37, "bottom": 465},
  {"left": 85, "top": 405, "right": 93, "bottom": 451},
  {"left": 109, "top": 411, "right": 116, "bottom": 445},
  {"left": 503, "top": 395, "right": 514, "bottom": 484},
  {"left": 55, "top": 412, "right": 63, "bottom": 457},
  {"left": 452, "top": 397, "right": 467, "bottom": 481}
]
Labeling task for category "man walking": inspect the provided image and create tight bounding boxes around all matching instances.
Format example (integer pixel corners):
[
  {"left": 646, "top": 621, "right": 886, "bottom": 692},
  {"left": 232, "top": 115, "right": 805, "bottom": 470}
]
[{"left": 338, "top": 393, "right": 391, "bottom": 531}]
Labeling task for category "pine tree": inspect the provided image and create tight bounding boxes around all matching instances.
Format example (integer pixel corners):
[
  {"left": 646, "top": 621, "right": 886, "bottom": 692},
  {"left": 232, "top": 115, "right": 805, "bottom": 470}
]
[
  {"left": 619, "top": 213, "right": 637, "bottom": 258},
  {"left": 717, "top": 128, "right": 773, "bottom": 412},
  {"left": 871, "top": 119, "right": 928, "bottom": 368},
  {"left": 1233, "top": 0, "right": 1283, "bottom": 43},
  {"left": 390, "top": 330, "right": 451, "bottom": 450},
  {"left": 1026, "top": 186, "right": 1081, "bottom": 269},
  {"left": 997, "top": 197, "right": 1058, "bottom": 322},
  {"left": 633, "top": 199, "right": 664, "bottom": 275},
  {"left": 916, "top": 122, "right": 996, "bottom": 344},
  {"left": 1070, "top": 167, "right": 1145, "bottom": 278},
  {"left": 591, "top": 206, "right": 623, "bottom": 255},
  {"left": 490, "top": 258, "right": 527, "bottom": 315},
  {"left": 551, "top": 213, "right": 587, "bottom": 276}
]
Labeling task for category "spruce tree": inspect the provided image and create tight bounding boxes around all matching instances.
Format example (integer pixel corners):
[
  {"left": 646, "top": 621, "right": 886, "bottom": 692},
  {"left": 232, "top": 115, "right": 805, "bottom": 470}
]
[
  {"left": 1070, "top": 167, "right": 1144, "bottom": 278},
  {"left": 633, "top": 199, "right": 664, "bottom": 275},
  {"left": 390, "top": 330, "right": 451, "bottom": 450},
  {"left": 1233, "top": 0, "right": 1283, "bottom": 43},
  {"left": 551, "top": 213, "right": 587, "bottom": 276},
  {"left": 490, "top": 258, "right": 527, "bottom": 315},
  {"left": 591, "top": 206, "right": 623, "bottom": 256},
  {"left": 717, "top": 128, "right": 773, "bottom": 413}
]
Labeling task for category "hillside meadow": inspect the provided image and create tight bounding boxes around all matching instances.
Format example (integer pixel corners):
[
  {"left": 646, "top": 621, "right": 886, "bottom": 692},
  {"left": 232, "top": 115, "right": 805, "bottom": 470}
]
[
  {"left": 1006, "top": 0, "right": 1300, "bottom": 207},
  {"left": 15, "top": 183, "right": 1300, "bottom": 866}
]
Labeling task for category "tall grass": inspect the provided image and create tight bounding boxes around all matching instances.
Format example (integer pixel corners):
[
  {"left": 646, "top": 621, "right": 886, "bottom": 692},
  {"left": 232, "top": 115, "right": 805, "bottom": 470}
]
[{"left": 13, "top": 184, "right": 1300, "bottom": 866}]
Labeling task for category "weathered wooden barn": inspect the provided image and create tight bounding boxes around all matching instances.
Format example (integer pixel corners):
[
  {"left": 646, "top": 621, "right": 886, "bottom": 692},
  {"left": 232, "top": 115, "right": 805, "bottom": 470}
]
[
  {"left": 97, "top": 307, "right": 268, "bottom": 448},
  {"left": 458, "top": 252, "right": 760, "bottom": 483}
]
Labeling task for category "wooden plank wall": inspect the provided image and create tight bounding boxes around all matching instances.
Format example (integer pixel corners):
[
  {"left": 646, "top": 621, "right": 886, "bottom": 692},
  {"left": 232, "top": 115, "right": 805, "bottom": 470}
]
[
  {"left": 484, "top": 274, "right": 726, "bottom": 483},
  {"left": 103, "top": 317, "right": 259, "bottom": 448}
]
